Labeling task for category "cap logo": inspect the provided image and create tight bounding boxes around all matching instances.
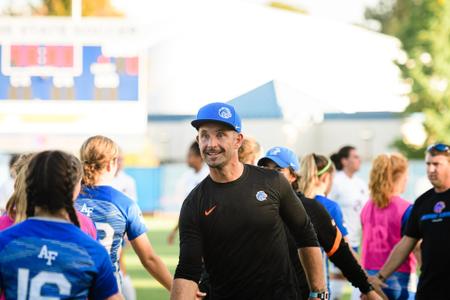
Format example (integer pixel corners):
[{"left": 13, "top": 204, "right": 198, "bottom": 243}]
[
  {"left": 256, "top": 191, "right": 268, "bottom": 202},
  {"left": 218, "top": 107, "right": 232, "bottom": 119},
  {"left": 269, "top": 147, "right": 281, "bottom": 156},
  {"left": 433, "top": 201, "right": 446, "bottom": 214}
]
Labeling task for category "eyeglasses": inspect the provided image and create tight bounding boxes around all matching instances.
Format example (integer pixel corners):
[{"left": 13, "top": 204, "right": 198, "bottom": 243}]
[{"left": 427, "top": 143, "right": 450, "bottom": 153}]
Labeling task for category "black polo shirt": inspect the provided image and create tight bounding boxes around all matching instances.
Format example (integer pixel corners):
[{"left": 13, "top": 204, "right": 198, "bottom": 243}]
[
  {"left": 174, "top": 165, "right": 319, "bottom": 300},
  {"left": 405, "top": 188, "right": 450, "bottom": 300}
]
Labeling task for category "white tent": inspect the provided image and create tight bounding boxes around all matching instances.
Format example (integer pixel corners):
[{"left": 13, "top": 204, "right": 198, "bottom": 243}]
[{"left": 130, "top": 0, "right": 408, "bottom": 115}]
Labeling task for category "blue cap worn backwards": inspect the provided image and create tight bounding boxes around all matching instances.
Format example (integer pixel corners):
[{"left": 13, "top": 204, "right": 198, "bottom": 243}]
[
  {"left": 257, "top": 146, "right": 300, "bottom": 172},
  {"left": 191, "top": 102, "right": 242, "bottom": 133}
]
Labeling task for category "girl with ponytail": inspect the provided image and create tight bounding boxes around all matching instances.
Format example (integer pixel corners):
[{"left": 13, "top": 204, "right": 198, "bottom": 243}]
[
  {"left": 298, "top": 153, "right": 348, "bottom": 240},
  {"left": 258, "top": 147, "right": 383, "bottom": 300},
  {"left": 75, "top": 135, "right": 172, "bottom": 294},
  {"left": 0, "top": 153, "right": 96, "bottom": 239},
  {"left": 361, "top": 153, "right": 417, "bottom": 299},
  {"left": 0, "top": 150, "right": 121, "bottom": 299}
]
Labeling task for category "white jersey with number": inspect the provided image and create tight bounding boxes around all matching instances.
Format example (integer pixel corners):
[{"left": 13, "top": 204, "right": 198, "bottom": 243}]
[{"left": 329, "top": 171, "right": 368, "bottom": 248}]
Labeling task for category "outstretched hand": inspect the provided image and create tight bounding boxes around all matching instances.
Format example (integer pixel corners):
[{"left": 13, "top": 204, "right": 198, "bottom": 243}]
[
  {"left": 196, "top": 290, "right": 207, "bottom": 300},
  {"left": 360, "top": 290, "right": 387, "bottom": 300},
  {"left": 366, "top": 275, "right": 389, "bottom": 300}
]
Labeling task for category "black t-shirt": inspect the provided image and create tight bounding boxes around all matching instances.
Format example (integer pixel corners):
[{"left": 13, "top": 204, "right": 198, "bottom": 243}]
[
  {"left": 405, "top": 188, "right": 450, "bottom": 299},
  {"left": 287, "top": 193, "right": 370, "bottom": 300},
  {"left": 174, "top": 165, "right": 319, "bottom": 300}
]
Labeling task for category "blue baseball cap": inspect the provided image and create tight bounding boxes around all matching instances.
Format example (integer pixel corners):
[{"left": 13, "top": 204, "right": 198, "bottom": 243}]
[
  {"left": 257, "top": 146, "right": 300, "bottom": 171},
  {"left": 191, "top": 102, "right": 242, "bottom": 133}
]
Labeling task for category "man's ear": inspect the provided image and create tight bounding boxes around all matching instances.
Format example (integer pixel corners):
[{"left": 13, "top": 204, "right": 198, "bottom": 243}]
[
  {"left": 235, "top": 133, "right": 244, "bottom": 148},
  {"left": 196, "top": 135, "right": 199, "bottom": 143}
]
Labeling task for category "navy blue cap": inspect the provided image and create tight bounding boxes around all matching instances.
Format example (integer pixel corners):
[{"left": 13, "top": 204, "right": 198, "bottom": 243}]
[
  {"left": 191, "top": 102, "right": 242, "bottom": 133},
  {"left": 257, "top": 146, "right": 300, "bottom": 171}
]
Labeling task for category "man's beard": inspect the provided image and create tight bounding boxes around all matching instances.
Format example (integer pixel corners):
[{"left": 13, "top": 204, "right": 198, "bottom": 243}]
[{"left": 203, "top": 147, "right": 227, "bottom": 169}]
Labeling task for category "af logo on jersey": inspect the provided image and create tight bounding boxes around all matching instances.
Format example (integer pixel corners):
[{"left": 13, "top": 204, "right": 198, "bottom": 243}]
[
  {"left": 38, "top": 245, "right": 58, "bottom": 266},
  {"left": 80, "top": 203, "right": 94, "bottom": 217}
]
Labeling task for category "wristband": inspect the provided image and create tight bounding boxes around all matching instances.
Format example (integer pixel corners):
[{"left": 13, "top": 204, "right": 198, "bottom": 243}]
[
  {"left": 309, "top": 291, "right": 329, "bottom": 299},
  {"left": 360, "top": 282, "right": 375, "bottom": 294},
  {"left": 377, "top": 272, "right": 386, "bottom": 282}
]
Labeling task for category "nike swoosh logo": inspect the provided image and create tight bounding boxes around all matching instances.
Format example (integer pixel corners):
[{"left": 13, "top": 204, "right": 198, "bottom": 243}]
[{"left": 204, "top": 205, "right": 216, "bottom": 216}]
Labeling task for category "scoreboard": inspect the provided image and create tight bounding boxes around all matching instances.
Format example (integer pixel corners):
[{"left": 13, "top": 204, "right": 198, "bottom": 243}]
[
  {"left": 0, "top": 18, "right": 148, "bottom": 134},
  {"left": 8, "top": 45, "right": 76, "bottom": 72}
]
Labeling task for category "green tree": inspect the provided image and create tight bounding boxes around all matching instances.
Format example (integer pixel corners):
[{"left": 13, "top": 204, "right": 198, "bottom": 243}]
[
  {"left": 366, "top": 0, "right": 450, "bottom": 158},
  {"left": 3, "top": 0, "right": 123, "bottom": 17}
]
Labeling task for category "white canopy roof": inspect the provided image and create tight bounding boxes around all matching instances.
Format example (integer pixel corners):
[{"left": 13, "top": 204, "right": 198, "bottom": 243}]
[{"left": 126, "top": 0, "right": 409, "bottom": 114}]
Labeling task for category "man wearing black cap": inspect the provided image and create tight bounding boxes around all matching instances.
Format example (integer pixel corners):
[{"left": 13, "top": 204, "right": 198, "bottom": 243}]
[{"left": 171, "top": 102, "right": 327, "bottom": 300}]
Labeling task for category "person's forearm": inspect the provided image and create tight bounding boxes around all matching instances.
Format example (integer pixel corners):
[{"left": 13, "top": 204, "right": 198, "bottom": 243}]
[
  {"left": 298, "top": 247, "right": 326, "bottom": 292},
  {"left": 141, "top": 255, "right": 173, "bottom": 291},
  {"left": 379, "top": 237, "right": 417, "bottom": 279},
  {"left": 106, "top": 293, "right": 124, "bottom": 300},
  {"left": 329, "top": 241, "right": 372, "bottom": 294},
  {"left": 170, "top": 278, "right": 198, "bottom": 300}
]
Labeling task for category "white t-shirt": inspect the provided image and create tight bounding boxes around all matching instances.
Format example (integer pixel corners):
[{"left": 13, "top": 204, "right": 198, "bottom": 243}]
[
  {"left": 179, "top": 164, "right": 209, "bottom": 198},
  {"left": 0, "top": 177, "right": 14, "bottom": 213},
  {"left": 111, "top": 170, "right": 138, "bottom": 202},
  {"left": 328, "top": 171, "right": 368, "bottom": 248}
]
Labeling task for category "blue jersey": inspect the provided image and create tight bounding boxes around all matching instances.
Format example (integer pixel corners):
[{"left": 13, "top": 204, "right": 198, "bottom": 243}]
[
  {"left": 0, "top": 218, "right": 117, "bottom": 300},
  {"left": 75, "top": 185, "right": 147, "bottom": 272},
  {"left": 315, "top": 195, "right": 349, "bottom": 237}
]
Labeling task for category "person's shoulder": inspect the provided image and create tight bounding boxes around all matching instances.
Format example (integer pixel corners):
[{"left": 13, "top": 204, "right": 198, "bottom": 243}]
[
  {"left": 390, "top": 195, "right": 412, "bottom": 206},
  {"left": 414, "top": 188, "right": 436, "bottom": 205},
  {"left": 316, "top": 195, "right": 339, "bottom": 208},
  {"left": 0, "top": 221, "right": 22, "bottom": 245},
  {"left": 0, "top": 220, "right": 40, "bottom": 250},
  {"left": 304, "top": 195, "right": 327, "bottom": 212},
  {"left": 299, "top": 194, "right": 330, "bottom": 219},
  {"left": 247, "top": 164, "right": 280, "bottom": 180},
  {"left": 331, "top": 171, "right": 346, "bottom": 185},
  {"left": 354, "top": 174, "right": 367, "bottom": 185},
  {"left": 102, "top": 185, "right": 135, "bottom": 208}
]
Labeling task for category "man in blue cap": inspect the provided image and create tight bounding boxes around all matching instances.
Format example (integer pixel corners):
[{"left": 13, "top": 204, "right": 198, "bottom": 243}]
[{"left": 171, "top": 102, "right": 327, "bottom": 300}]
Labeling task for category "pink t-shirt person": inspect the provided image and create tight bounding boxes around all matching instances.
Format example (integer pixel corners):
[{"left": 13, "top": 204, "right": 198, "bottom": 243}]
[
  {"left": 0, "top": 212, "right": 96, "bottom": 239},
  {"left": 361, "top": 196, "right": 416, "bottom": 273}
]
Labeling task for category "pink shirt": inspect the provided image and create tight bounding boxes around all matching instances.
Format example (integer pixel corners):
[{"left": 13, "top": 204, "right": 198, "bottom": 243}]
[
  {"left": 76, "top": 211, "right": 97, "bottom": 239},
  {"left": 0, "top": 215, "right": 13, "bottom": 231},
  {"left": 0, "top": 212, "right": 96, "bottom": 240},
  {"left": 361, "top": 196, "right": 416, "bottom": 273}
]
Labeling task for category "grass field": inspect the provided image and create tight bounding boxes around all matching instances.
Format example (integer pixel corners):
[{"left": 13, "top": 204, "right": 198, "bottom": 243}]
[{"left": 123, "top": 215, "right": 351, "bottom": 300}]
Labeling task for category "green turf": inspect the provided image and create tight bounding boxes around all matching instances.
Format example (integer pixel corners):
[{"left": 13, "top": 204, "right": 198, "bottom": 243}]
[
  {"left": 124, "top": 216, "right": 351, "bottom": 300},
  {"left": 123, "top": 217, "right": 177, "bottom": 300}
]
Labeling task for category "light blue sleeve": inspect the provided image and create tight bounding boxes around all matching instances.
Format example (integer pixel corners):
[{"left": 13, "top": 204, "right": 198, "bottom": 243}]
[
  {"left": 125, "top": 202, "right": 148, "bottom": 240},
  {"left": 333, "top": 204, "right": 349, "bottom": 237}
]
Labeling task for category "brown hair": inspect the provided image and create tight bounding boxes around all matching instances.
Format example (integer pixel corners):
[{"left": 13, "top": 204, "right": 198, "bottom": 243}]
[
  {"left": 26, "top": 151, "right": 82, "bottom": 227},
  {"left": 238, "top": 137, "right": 261, "bottom": 165},
  {"left": 299, "top": 153, "right": 335, "bottom": 198},
  {"left": 80, "top": 135, "right": 119, "bottom": 186},
  {"left": 330, "top": 145, "right": 355, "bottom": 171},
  {"left": 369, "top": 153, "right": 408, "bottom": 208},
  {"left": 5, "top": 153, "right": 34, "bottom": 223}
]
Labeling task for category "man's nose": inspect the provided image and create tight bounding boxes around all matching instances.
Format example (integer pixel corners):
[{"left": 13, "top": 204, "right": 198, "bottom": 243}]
[{"left": 207, "top": 135, "right": 219, "bottom": 147}]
